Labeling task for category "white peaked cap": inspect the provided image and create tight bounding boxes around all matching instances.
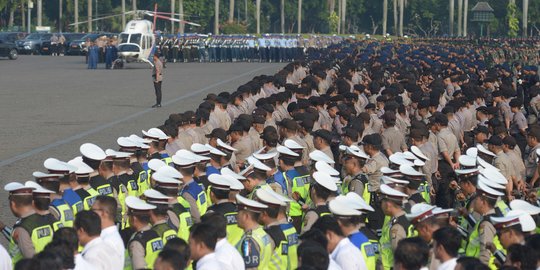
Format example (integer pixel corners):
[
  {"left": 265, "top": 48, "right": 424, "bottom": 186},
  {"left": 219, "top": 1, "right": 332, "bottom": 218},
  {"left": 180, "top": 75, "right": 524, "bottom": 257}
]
[
  {"left": 129, "top": 134, "right": 152, "bottom": 144},
  {"left": 126, "top": 196, "right": 156, "bottom": 211},
  {"left": 466, "top": 147, "right": 478, "bottom": 158},
  {"left": 399, "top": 165, "right": 424, "bottom": 176},
  {"left": 315, "top": 161, "right": 339, "bottom": 176},
  {"left": 24, "top": 181, "right": 54, "bottom": 194},
  {"left": 329, "top": 199, "right": 363, "bottom": 216},
  {"left": 247, "top": 156, "right": 272, "bottom": 171},
  {"left": 253, "top": 152, "right": 277, "bottom": 161},
  {"left": 309, "top": 150, "right": 335, "bottom": 164},
  {"left": 236, "top": 194, "right": 268, "bottom": 212},
  {"left": 338, "top": 192, "right": 375, "bottom": 212},
  {"left": 206, "top": 144, "right": 227, "bottom": 156},
  {"left": 148, "top": 159, "right": 167, "bottom": 171},
  {"left": 276, "top": 145, "right": 299, "bottom": 157},
  {"left": 480, "top": 169, "right": 508, "bottom": 185},
  {"left": 142, "top": 128, "right": 169, "bottom": 140},
  {"left": 223, "top": 174, "right": 245, "bottom": 191},
  {"left": 410, "top": 146, "right": 429, "bottom": 161},
  {"left": 221, "top": 167, "right": 246, "bottom": 180},
  {"left": 381, "top": 176, "right": 409, "bottom": 185},
  {"left": 67, "top": 159, "right": 93, "bottom": 175},
  {"left": 509, "top": 199, "right": 540, "bottom": 215},
  {"left": 406, "top": 203, "right": 436, "bottom": 222},
  {"left": 477, "top": 177, "right": 504, "bottom": 199},
  {"left": 217, "top": 139, "right": 237, "bottom": 152},
  {"left": 459, "top": 155, "right": 477, "bottom": 168},
  {"left": 380, "top": 184, "right": 408, "bottom": 199},
  {"left": 176, "top": 149, "right": 210, "bottom": 162},
  {"left": 105, "top": 149, "right": 132, "bottom": 158},
  {"left": 208, "top": 174, "right": 232, "bottom": 190},
  {"left": 256, "top": 187, "right": 291, "bottom": 206},
  {"left": 491, "top": 210, "right": 536, "bottom": 232},
  {"left": 312, "top": 171, "right": 338, "bottom": 191},
  {"left": 43, "top": 158, "right": 77, "bottom": 174},
  {"left": 283, "top": 139, "right": 304, "bottom": 149},
  {"left": 402, "top": 151, "right": 416, "bottom": 160},
  {"left": 4, "top": 182, "right": 34, "bottom": 193},
  {"left": 144, "top": 189, "right": 172, "bottom": 204},
  {"left": 477, "top": 157, "right": 500, "bottom": 172},
  {"left": 477, "top": 144, "right": 495, "bottom": 157},
  {"left": 156, "top": 166, "right": 182, "bottom": 179},
  {"left": 191, "top": 143, "right": 211, "bottom": 155},
  {"left": 80, "top": 143, "right": 106, "bottom": 161}
]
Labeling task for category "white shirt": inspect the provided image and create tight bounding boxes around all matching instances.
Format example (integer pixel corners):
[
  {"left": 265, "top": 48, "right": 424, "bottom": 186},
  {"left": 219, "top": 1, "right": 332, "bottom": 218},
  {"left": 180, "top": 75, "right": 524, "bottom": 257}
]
[
  {"left": 196, "top": 253, "right": 224, "bottom": 270},
  {"left": 81, "top": 237, "right": 123, "bottom": 270},
  {"left": 100, "top": 225, "right": 125, "bottom": 265},
  {"left": 0, "top": 244, "right": 11, "bottom": 270},
  {"left": 437, "top": 258, "right": 457, "bottom": 270},
  {"left": 214, "top": 238, "right": 245, "bottom": 270},
  {"left": 74, "top": 254, "right": 94, "bottom": 270},
  {"left": 331, "top": 238, "right": 368, "bottom": 270},
  {"left": 328, "top": 256, "right": 343, "bottom": 270}
]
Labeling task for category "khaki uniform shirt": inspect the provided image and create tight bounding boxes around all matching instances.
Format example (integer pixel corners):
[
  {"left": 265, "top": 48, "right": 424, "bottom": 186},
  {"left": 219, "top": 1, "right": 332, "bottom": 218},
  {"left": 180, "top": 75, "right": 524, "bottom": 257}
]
[
  {"left": 232, "top": 135, "right": 254, "bottom": 164},
  {"left": 419, "top": 142, "right": 438, "bottom": 185},
  {"left": 249, "top": 128, "right": 263, "bottom": 151},
  {"left": 128, "top": 224, "right": 153, "bottom": 270},
  {"left": 526, "top": 143, "right": 540, "bottom": 178},
  {"left": 448, "top": 117, "right": 463, "bottom": 143},
  {"left": 395, "top": 113, "right": 410, "bottom": 135},
  {"left": 291, "top": 135, "right": 310, "bottom": 165},
  {"left": 506, "top": 149, "right": 525, "bottom": 181},
  {"left": 510, "top": 111, "right": 528, "bottom": 135},
  {"left": 437, "top": 127, "right": 459, "bottom": 160},
  {"left": 303, "top": 133, "right": 316, "bottom": 160},
  {"left": 382, "top": 126, "right": 407, "bottom": 154},
  {"left": 370, "top": 114, "right": 383, "bottom": 134},
  {"left": 479, "top": 209, "right": 497, "bottom": 265},
  {"left": 186, "top": 127, "right": 204, "bottom": 145},
  {"left": 364, "top": 151, "right": 389, "bottom": 192},
  {"left": 390, "top": 214, "right": 407, "bottom": 250},
  {"left": 318, "top": 108, "right": 333, "bottom": 131},
  {"left": 320, "top": 146, "right": 335, "bottom": 164},
  {"left": 493, "top": 150, "right": 514, "bottom": 181}
]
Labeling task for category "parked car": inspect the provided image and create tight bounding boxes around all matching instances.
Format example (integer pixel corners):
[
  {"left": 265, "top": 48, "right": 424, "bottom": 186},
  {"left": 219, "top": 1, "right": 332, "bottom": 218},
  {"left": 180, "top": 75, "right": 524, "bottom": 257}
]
[
  {"left": 67, "top": 33, "right": 115, "bottom": 55},
  {"left": 15, "top": 33, "right": 52, "bottom": 54},
  {"left": 0, "top": 33, "right": 19, "bottom": 59},
  {"left": 41, "top": 33, "right": 86, "bottom": 55}
]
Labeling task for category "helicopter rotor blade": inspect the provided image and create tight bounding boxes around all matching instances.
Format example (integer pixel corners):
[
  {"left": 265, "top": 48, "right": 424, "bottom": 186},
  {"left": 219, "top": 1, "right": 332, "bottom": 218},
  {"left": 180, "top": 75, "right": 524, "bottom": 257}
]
[{"left": 68, "top": 11, "right": 135, "bottom": 26}]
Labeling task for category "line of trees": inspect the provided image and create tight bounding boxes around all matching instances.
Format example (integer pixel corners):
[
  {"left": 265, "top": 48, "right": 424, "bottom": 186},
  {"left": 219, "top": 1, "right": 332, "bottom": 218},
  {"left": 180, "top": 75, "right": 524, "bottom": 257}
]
[{"left": 0, "top": 0, "right": 539, "bottom": 37}]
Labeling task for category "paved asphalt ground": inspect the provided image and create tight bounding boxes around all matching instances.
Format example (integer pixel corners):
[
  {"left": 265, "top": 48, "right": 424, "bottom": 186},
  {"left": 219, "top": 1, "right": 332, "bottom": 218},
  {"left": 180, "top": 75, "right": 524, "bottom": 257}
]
[{"left": 0, "top": 55, "right": 284, "bottom": 228}]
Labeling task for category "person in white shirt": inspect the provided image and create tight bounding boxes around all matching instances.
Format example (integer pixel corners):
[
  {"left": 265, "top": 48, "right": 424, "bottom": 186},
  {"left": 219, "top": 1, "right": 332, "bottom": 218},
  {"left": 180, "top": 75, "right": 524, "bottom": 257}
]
[
  {"left": 0, "top": 244, "right": 11, "bottom": 270},
  {"left": 201, "top": 212, "right": 245, "bottom": 270},
  {"left": 433, "top": 227, "right": 461, "bottom": 270},
  {"left": 189, "top": 223, "right": 224, "bottom": 270},
  {"left": 312, "top": 215, "right": 367, "bottom": 270},
  {"left": 75, "top": 210, "right": 123, "bottom": 270},
  {"left": 393, "top": 237, "right": 430, "bottom": 270},
  {"left": 154, "top": 249, "right": 189, "bottom": 270},
  {"left": 91, "top": 195, "right": 125, "bottom": 265}
]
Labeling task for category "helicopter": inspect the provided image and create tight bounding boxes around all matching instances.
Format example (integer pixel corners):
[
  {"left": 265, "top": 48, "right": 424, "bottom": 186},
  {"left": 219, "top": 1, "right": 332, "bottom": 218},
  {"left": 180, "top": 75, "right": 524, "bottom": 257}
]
[{"left": 69, "top": 7, "right": 200, "bottom": 68}]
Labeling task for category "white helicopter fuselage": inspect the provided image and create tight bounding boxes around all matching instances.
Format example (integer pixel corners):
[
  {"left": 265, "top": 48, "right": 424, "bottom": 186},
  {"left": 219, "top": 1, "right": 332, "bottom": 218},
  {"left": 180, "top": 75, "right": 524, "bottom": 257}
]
[{"left": 117, "top": 20, "right": 155, "bottom": 65}]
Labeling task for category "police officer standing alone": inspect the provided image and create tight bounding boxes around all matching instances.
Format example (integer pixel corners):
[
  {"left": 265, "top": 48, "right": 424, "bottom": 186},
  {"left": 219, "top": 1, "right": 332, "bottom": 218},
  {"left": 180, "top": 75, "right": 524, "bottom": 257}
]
[{"left": 152, "top": 53, "right": 163, "bottom": 108}]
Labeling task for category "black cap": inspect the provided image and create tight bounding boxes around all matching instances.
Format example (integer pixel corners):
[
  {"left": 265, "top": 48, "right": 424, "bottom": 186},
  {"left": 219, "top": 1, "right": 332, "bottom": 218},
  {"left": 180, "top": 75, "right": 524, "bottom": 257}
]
[
  {"left": 277, "top": 118, "right": 298, "bottom": 131},
  {"left": 509, "top": 98, "right": 522, "bottom": 108},
  {"left": 487, "top": 135, "right": 503, "bottom": 146},
  {"left": 205, "top": 128, "right": 228, "bottom": 141},
  {"left": 216, "top": 96, "right": 229, "bottom": 104},
  {"left": 227, "top": 124, "right": 244, "bottom": 134},
  {"left": 203, "top": 93, "right": 217, "bottom": 101},
  {"left": 492, "top": 91, "right": 502, "bottom": 98},
  {"left": 253, "top": 115, "right": 265, "bottom": 124},
  {"left": 311, "top": 129, "right": 333, "bottom": 144},
  {"left": 342, "top": 128, "right": 359, "bottom": 141},
  {"left": 362, "top": 133, "right": 382, "bottom": 147},
  {"left": 486, "top": 106, "right": 499, "bottom": 115},
  {"left": 476, "top": 106, "right": 489, "bottom": 114},
  {"left": 472, "top": 126, "right": 489, "bottom": 135},
  {"left": 503, "top": 135, "right": 517, "bottom": 147},
  {"left": 365, "top": 103, "right": 376, "bottom": 110}
]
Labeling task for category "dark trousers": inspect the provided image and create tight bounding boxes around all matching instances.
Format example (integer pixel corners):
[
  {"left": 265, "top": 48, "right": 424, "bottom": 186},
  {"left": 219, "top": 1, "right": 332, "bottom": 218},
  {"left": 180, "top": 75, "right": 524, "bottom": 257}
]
[
  {"left": 513, "top": 133, "right": 527, "bottom": 158},
  {"left": 436, "top": 160, "right": 456, "bottom": 208},
  {"left": 154, "top": 81, "right": 162, "bottom": 105}
]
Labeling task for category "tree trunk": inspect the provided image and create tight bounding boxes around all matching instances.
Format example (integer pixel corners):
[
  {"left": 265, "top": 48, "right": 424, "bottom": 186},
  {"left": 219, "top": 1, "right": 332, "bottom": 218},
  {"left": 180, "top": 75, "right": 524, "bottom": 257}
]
[
  {"left": 88, "top": 0, "right": 92, "bottom": 32},
  {"left": 244, "top": 0, "right": 247, "bottom": 23},
  {"left": 463, "top": 0, "right": 468, "bottom": 36},
  {"left": 59, "top": 0, "right": 62, "bottom": 32},
  {"left": 337, "top": 0, "right": 341, "bottom": 33},
  {"left": 37, "top": 0, "right": 42, "bottom": 26},
  {"left": 399, "top": 0, "right": 405, "bottom": 37},
  {"left": 449, "top": 0, "right": 454, "bottom": 36},
  {"left": 8, "top": 7, "right": 14, "bottom": 28},
  {"left": 256, "top": 0, "right": 261, "bottom": 34},
  {"left": 132, "top": 0, "right": 136, "bottom": 14},
  {"left": 457, "top": 0, "right": 462, "bottom": 36},
  {"left": 171, "top": 0, "right": 175, "bottom": 33},
  {"left": 382, "top": 0, "right": 388, "bottom": 35},
  {"left": 228, "top": 0, "right": 234, "bottom": 23},
  {"left": 341, "top": 0, "right": 346, "bottom": 34},
  {"left": 179, "top": 0, "right": 184, "bottom": 34},
  {"left": 393, "top": 0, "right": 397, "bottom": 35},
  {"left": 75, "top": 0, "right": 79, "bottom": 32},
  {"left": 329, "top": 0, "right": 335, "bottom": 13},
  {"left": 523, "top": 0, "right": 528, "bottom": 37},
  {"left": 214, "top": 0, "right": 219, "bottom": 34},
  {"left": 281, "top": 0, "right": 285, "bottom": 33},
  {"left": 21, "top": 3, "right": 25, "bottom": 30},
  {"left": 121, "top": 0, "right": 125, "bottom": 28},
  {"left": 297, "top": 0, "right": 302, "bottom": 34}
]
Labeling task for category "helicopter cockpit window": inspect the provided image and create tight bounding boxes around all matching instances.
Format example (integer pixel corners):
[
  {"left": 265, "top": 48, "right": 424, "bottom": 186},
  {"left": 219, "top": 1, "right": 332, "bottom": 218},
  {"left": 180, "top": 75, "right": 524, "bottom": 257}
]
[
  {"left": 130, "top": 34, "right": 142, "bottom": 45},
  {"left": 119, "top": 33, "right": 129, "bottom": 44}
]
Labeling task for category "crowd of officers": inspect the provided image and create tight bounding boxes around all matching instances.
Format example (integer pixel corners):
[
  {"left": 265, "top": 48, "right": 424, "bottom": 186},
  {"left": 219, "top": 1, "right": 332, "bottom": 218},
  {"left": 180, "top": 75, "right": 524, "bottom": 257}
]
[
  {"left": 156, "top": 34, "right": 344, "bottom": 63},
  {"left": 2, "top": 39, "right": 540, "bottom": 270}
]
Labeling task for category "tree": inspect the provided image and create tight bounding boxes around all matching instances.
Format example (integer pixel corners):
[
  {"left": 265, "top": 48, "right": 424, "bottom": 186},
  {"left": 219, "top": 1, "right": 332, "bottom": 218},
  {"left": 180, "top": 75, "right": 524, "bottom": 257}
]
[
  {"left": 457, "top": 0, "right": 462, "bottom": 36},
  {"left": 382, "top": 0, "right": 388, "bottom": 35},
  {"left": 328, "top": 11, "right": 338, "bottom": 33},
  {"left": 398, "top": 0, "right": 403, "bottom": 36},
  {"left": 448, "top": 0, "right": 453, "bottom": 36},
  {"left": 214, "top": 0, "right": 219, "bottom": 34},
  {"left": 507, "top": 1, "right": 519, "bottom": 37},
  {"left": 393, "top": 0, "right": 397, "bottom": 35},
  {"left": 523, "top": 0, "right": 529, "bottom": 36},
  {"left": 280, "top": 0, "right": 284, "bottom": 33},
  {"left": 297, "top": 0, "right": 301, "bottom": 33},
  {"left": 228, "top": 0, "right": 234, "bottom": 23}
]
